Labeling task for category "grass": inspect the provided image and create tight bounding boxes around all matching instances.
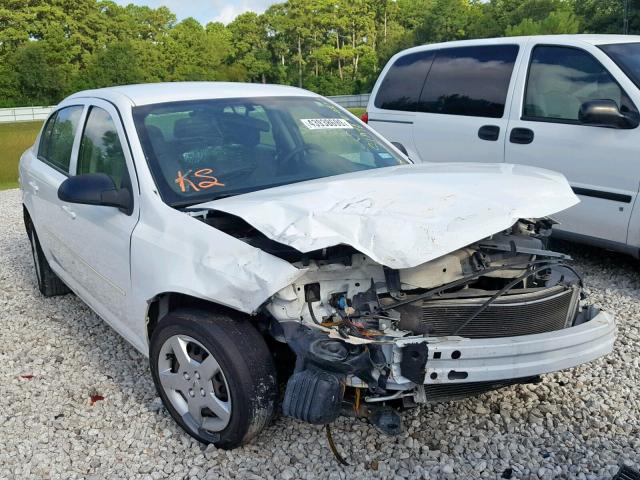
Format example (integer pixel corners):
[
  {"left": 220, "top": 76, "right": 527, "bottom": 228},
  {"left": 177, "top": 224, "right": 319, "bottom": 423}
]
[
  {"left": 348, "top": 107, "right": 366, "bottom": 117},
  {"left": 0, "top": 121, "right": 43, "bottom": 190}
]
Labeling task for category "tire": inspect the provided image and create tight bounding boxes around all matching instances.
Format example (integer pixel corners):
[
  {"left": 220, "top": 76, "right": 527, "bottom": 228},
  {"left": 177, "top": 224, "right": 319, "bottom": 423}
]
[
  {"left": 25, "top": 218, "right": 70, "bottom": 297},
  {"left": 149, "top": 308, "right": 277, "bottom": 449}
]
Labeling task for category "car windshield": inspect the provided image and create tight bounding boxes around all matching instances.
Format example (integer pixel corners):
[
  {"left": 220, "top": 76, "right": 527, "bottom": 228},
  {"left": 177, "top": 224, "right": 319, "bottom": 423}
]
[
  {"left": 132, "top": 96, "right": 407, "bottom": 206},
  {"left": 600, "top": 42, "right": 640, "bottom": 90}
]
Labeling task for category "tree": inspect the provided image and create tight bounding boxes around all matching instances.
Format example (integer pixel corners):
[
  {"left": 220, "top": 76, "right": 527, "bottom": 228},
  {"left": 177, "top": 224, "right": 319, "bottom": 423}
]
[
  {"left": 162, "top": 18, "right": 232, "bottom": 81},
  {"left": 506, "top": 8, "right": 580, "bottom": 36},
  {"left": 415, "top": 0, "right": 483, "bottom": 44},
  {"left": 12, "top": 25, "right": 78, "bottom": 105},
  {"left": 81, "top": 40, "right": 145, "bottom": 88},
  {"left": 571, "top": 0, "right": 640, "bottom": 34},
  {"left": 1, "top": 0, "right": 640, "bottom": 106},
  {"left": 228, "top": 12, "right": 270, "bottom": 82}
]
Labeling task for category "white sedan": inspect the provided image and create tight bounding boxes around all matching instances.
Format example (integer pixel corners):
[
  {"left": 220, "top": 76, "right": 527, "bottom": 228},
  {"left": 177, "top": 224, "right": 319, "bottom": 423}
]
[{"left": 19, "top": 82, "right": 614, "bottom": 448}]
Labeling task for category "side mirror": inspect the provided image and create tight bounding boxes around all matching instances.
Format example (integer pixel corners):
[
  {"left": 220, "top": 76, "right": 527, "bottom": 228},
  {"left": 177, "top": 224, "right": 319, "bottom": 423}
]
[
  {"left": 578, "top": 99, "right": 639, "bottom": 129},
  {"left": 58, "top": 173, "right": 133, "bottom": 214}
]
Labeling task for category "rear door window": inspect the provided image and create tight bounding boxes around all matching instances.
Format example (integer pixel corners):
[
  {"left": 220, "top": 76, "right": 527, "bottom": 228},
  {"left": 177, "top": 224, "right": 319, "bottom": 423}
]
[
  {"left": 417, "top": 45, "right": 519, "bottom": 118},
  {"left": 38, "top": 106, "right": 83, "bottom": 174},
  {"left": 374, "top": 51, "right": 435, "bottom": 111}
]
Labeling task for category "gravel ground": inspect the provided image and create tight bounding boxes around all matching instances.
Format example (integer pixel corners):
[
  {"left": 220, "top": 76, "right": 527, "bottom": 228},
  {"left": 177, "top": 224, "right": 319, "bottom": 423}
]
[{"left": 1, "top": 187, "right": 639, "bottom": 480}]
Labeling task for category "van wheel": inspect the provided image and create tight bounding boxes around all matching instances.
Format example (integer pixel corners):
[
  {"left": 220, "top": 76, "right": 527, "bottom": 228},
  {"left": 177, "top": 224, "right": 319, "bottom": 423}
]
[
  {"left": 26, "top": 220, "right": 70, "bottom": 297},
  {"left": 149, "top": 309, "right": 277, "bottom": 449}
]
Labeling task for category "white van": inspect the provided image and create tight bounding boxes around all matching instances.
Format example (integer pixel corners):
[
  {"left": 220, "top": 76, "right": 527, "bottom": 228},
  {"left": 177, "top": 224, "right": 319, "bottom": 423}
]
[{"left": 365, "top": 35, "right": 640, "bottom": 256}]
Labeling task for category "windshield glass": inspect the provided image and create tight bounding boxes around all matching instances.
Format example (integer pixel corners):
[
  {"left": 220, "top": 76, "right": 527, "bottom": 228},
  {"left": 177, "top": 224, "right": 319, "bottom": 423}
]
[
  {"left": 132, "top": 96, "right": 406, "bottom": 206},
  {"left": 600, "top": 42, "right": 640, "bottom": 89}
]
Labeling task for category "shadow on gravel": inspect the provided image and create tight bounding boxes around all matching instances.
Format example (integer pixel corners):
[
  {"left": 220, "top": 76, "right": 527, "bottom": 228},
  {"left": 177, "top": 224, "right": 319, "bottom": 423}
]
[{"left": 551, "top": 238, "right": 639, "bottom": 272}]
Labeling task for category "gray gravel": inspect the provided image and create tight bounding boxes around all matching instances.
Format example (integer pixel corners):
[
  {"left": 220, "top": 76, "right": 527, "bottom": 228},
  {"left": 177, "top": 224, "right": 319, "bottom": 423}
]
[{"left": 1, "top": 187, "right": 639, "bottom": 480}]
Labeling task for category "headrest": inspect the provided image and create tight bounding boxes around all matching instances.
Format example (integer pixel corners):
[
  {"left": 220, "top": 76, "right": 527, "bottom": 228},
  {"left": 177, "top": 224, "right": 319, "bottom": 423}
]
[
  {"left": 174, "top": 116, "right": 215, "bottom": 140},
  {"left": 220, "top": 112, "right": 270, "bottom": 132},
  {"left": 226, "top": 125, "right": 260, "bottom": 148},
  {"left": 219, "top": 113, "right": 263, "bottom": 148}
]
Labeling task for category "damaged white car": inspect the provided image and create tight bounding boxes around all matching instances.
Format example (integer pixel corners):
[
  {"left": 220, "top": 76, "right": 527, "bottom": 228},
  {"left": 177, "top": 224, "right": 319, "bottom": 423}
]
[{"left": 19, "top": 82, "right": 615, "bottom": 449}]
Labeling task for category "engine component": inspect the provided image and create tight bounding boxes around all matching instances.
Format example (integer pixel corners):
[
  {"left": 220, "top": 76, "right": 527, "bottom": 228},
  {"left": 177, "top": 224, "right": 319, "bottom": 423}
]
[
  {"left": 368, "top": 406, "right": 403, "bottom": 436},
  {"left": 280, "top": 321, "right": 388, "bottom": 393},
  {"left": 282, "top": 368, "right": 344, "bottom": 424},
  {"left": 400, "top": 343, "right": 429, "bottom": 384},
  {"left": 398, "top": 284, "right": 579, "bottom": 338}
]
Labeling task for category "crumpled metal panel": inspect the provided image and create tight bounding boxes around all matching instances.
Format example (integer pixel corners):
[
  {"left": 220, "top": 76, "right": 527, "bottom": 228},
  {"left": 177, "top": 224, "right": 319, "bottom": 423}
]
[
  {"left": 131, "top": 202, "right": 305, "bottom": 317},
  {"left": 194, "top": 163, "right": 579, "bottom": 269}
]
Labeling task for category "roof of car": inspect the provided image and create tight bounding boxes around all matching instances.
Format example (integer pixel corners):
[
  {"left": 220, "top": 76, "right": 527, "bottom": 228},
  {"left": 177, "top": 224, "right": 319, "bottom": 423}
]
[
  {"left": 394, "top": 34, "right": 640, "bottom": 57},
  {"left": 65, "top": 82, "right": 319, "bottom": 106}
]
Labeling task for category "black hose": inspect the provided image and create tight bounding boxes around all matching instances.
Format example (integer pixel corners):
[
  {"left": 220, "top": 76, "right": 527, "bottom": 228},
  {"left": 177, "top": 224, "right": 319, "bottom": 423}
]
[
  {"left": 307, "top": 300, "right": 321, "bottom": 325},
  {"left": 325, "top": 425, "right": 350, "bottom": 466}
]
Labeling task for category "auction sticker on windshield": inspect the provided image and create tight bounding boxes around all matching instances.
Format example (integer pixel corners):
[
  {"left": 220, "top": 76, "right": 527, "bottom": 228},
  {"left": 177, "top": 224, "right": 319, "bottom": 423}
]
[{"left": 300, "top": 118, "right": 353, "bottom": 130}]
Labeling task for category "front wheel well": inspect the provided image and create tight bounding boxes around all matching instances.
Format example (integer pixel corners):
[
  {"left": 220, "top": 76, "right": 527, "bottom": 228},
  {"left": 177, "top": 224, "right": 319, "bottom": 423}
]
[{"left": 146, "top": 293, "right": 254, "bottom": 344}]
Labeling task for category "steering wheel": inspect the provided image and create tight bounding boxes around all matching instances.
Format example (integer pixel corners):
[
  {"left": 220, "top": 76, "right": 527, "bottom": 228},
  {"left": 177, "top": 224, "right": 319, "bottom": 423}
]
[{"left": 278, "top": 143, "right": 325, "bottom": 174}]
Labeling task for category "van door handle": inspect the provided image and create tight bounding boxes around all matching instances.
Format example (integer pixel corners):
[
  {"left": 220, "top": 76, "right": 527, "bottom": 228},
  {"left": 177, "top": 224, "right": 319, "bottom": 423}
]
[
  {"left": 61, "top": 205, "right": 76, "bottom": 220},
  {"left": 28, "top": 180, "right": 39, "bottom": 194},
  {"left": 478, "top": 125, "right": 500, "bottom": 141},
  {"left": 509, "top": 128, "right": 535, "bottom": 144}
]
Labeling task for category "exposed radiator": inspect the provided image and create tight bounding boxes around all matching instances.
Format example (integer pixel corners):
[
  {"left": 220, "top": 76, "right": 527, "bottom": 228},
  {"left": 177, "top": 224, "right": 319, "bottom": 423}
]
[{"left": 411, "top": 285, "right": 579, "bottom": 339}]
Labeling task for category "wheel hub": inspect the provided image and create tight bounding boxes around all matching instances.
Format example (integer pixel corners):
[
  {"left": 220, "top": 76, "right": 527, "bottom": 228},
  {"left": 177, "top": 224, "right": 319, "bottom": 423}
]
[{"left": 157, "top": 335, "right": 232, "bottom": 434}]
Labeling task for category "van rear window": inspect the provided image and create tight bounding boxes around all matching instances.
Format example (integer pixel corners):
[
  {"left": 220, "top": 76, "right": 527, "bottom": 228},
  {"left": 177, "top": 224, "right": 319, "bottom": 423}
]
[{"left": 374, "top": 51, "right": 435, "bottom": 111}]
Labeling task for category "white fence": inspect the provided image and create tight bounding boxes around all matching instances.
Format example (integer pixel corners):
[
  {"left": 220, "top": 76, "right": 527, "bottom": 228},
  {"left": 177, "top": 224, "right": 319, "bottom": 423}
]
[
  {"left": 0, "top": 106, "right": 54, "bottom": 123},
  {"left": 0, "top": 94, "right": 372, "bottom": 124},
  {"left": 328, "top": 94, "right": 371, "bottom": 108}
]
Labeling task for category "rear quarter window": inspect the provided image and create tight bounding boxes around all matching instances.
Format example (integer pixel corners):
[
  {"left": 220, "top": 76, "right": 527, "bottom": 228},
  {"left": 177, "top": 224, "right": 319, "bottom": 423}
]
[{"left": 374, "top": 51, "right": 435, "bottom": 111}]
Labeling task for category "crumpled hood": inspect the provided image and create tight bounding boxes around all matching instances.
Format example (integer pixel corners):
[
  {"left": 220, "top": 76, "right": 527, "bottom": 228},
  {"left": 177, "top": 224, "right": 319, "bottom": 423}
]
[{"left": 194, "top": 163, "right": 579, "bottom": 269}]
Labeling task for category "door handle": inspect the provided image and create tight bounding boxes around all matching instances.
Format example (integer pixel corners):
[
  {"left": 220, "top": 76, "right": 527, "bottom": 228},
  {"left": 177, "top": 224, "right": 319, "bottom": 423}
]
[
  {"left": 61, "top": 205, "right": 76, "bottom": 220},
  {"left": 509, "top": 128, "right": 534, "bottom": 144},
  {"left": 28, "top": 180, "right": 39, "bottom": 193},
  {"left": 478, "top": 125, "right": 500, "bottom": 141}
]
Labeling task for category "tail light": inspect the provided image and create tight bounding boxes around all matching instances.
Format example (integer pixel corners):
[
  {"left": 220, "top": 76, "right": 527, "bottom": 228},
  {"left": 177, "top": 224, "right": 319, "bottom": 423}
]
[{"left": 360, "top": 111, "right": 368, "bottom": 124}]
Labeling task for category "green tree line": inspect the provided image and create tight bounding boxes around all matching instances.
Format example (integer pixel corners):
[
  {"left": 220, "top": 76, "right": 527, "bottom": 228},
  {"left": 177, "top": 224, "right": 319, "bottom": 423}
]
[{"left": 0, "top": 0, "right": 637, "bottom": 107}]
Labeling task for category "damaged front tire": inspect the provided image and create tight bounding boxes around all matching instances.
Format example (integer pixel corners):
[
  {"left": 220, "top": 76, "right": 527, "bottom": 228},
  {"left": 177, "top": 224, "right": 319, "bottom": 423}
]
[{"left": 149, "top": 309, "right": 277, "bottom": 449}]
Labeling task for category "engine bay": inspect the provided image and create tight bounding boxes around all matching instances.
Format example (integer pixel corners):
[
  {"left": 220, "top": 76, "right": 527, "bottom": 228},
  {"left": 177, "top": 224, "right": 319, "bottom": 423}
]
[{"left": 183, "top": 206, "right": 608, "bottom": 436}]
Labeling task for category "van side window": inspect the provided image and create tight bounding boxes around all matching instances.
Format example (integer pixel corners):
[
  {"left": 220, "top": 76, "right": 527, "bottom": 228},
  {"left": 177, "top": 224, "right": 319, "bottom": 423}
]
[
  {"left": 417, "top": 45, "right": 519, "bottom": 118},
  {"left": 524, "top": 45, "right": 638, "bottom": 122},
  {"left": 77, "top": 106, "right": 130, "bottom": 189},
  {"left": 37, "top": 106, "right": 83, "bottom": 174},
  {"left": 374, "top": 51, "right": 435, "bottom": 111}
]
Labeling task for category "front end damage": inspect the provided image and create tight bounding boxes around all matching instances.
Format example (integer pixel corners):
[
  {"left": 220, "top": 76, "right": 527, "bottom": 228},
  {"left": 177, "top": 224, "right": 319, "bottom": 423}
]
[
  {"left": 186, "top": 164, "right": 615, "bottom": 433},
  {"left": 193, "top": 210, "right": 615, "bottom": 432}
]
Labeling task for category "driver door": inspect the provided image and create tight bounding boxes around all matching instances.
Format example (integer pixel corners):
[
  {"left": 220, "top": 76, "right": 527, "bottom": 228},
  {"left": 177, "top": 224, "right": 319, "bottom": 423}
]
[{"left": 58, "top": 99, "right": 140, "bottom": 339}]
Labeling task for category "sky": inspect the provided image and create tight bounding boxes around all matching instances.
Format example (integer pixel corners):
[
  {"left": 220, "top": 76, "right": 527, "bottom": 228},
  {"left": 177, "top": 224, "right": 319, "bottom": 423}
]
[{"left": 113, "top": 0, "right": 280, "bottom": 25}]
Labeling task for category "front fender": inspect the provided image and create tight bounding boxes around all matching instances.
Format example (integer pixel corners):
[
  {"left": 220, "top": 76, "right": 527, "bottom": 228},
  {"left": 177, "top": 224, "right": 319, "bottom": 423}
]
[{"left": 129, "top": 201, "right": 305, "bottom": 349}]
